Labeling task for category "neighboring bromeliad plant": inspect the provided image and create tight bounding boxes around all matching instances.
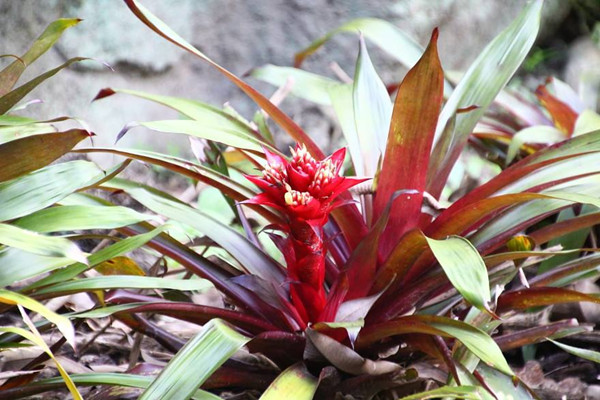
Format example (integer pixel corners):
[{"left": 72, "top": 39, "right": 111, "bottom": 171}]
[{"left": 5, "top": 0, "right": 600, "bottom": 399}]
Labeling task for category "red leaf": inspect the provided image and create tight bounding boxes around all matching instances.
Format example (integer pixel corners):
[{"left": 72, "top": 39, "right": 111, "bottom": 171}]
[
  {"left": 373, "top": 29, "right": 444, "bottom": 257},
  {"left": 536, "top": 85, "right": 578, "bottom": 135},
  {"left": 497, "top": 287, "right": 600, "bottom": 313}
]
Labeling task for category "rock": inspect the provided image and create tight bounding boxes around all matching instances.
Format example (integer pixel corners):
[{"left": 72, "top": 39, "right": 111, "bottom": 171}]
[
  {"left": 0, "top": 0, "right": 573, "bottom": 161},
  {"left": 586, "top": 384, "right": 600, "bottom": 399},
  {"left": 564, "top": 36, "right": 600, "bottom": 110}
]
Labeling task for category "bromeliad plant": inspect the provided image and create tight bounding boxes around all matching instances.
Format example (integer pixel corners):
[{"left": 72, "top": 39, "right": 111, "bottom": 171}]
[
  {"left": 6, "top": 0, "right": 600, "bottom": 399},
  {"left": 245, "top": 145, "right": 364, "bottom": 324}
]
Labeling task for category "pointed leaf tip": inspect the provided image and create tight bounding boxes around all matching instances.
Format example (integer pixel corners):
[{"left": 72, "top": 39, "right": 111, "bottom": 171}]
[
  {"left": 93, "top": 88, "right": 116, "bottom": 102},
  {"left": 430, "top": 27, "right": 439, "bottom": 42}
]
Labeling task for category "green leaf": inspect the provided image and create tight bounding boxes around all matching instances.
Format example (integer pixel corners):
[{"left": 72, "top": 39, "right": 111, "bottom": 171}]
[
  {"left": 398, "top": 385, "right": 481, "bottom": 400},
  {"left": 259, "top": 363, "right": 318, "bottom": 400},
  {"left": 0, "top": 18, "right": 80, "bottom": 96},
  {"left": 0, "top": 325, "right": 82, "bottom": 400},
  {"left": 136, "top": 120, "right": 265, "bottom": 152},
  {"left": 426, "top": 236, "right": 491, "bottom": 314},
  {"left": 0, "top": 289, "right": 75, "bottom": 348},
  {"left": 538, "top": 205, "right": 595, "bottom": 273},
  {"left": 0, "top": 57, "right": 88, "bottom": 114},
  {"left": 140, "top": 319, "right": 250, "bottom": 400},
  {"left": 573, "top": 109, "right": 600, "bottom": 136},
  {"left": 352, "top": 37, "right": 392, "bottom": 177},
  {"left": 0, "top": 248, "right": 73, "bottom": 287},
  {"left": 96, "top": 88, "right": 257, "bottom": 129},
  {"left": 250, "top": 64, "right": 340, "bottom": 105},
  {"left": 0, "top": 223, "right": 87, "bottom": 264},
  {"left": 428, "top": 0, "right": 543, "bottom": 197},
  {"left": 358, "top": 315, "right": 513, "bottom": 376},
  {"left": 25, "top": 225, "right": 169, "bottom": 290},
  {"left": 474, "top": 364, "right": 535, "bottom": 400},
  {"left": 15, "top": 205, "right": 152, "bottom": 233},
  {"left": 83, "top": 147, "right": 255, "bottom": 196},
  {"left": 294, "top": 18, "right": 424, "bottom": 70},
  {"left": 28, "top": 373, "right": 220, "bottom": 400},
  {"left": 329, "top": 83, "right": 363, "bottom": 174},
  {"left": 506, "top": 125, "right": 566, "bottom": 165},
  {"left": 0, "top": 160, "right": 104, "bottom": 221},
  {"left": 34, "top": 276, "right": 212, "bottom": 297},
  {"left": 549, "top": 338, "right": 600, "bottom": 363},
  {"left": 471, "top": 186, "right": 600, "bottom": 247}
]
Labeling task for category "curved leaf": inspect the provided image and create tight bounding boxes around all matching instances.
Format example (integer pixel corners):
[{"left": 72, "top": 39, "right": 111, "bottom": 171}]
[
  {"left": 548, "top": 338, "right": 600, "bottom": 364},
  {"left": 0, "top": 18, "right": 80, "bottom": 95},
  {"left": 294, "top": 18, "right": 423, "bottom": 70},
  {"left": 95, "top": 88, "right": 260, "bottom": 134},
  {"left": 352, "top": 36, "right": 392, "bottom": 178},
  {"left": 398, "top": 386, "right": 481, "bottom": 400},
  {"left": 24, "top": 225, "right": 169, "bottom": 290},
  {"left": 128, "top": 120, "right": 265, "bottom": 152},
  {"left": 123, "top": 0, "right": 324, "bottom": 160},
  {"left": 140, "top": 319, "right": 250, "bottom": 400},
  {"left": 0, "top": 326, "right": 82, "bottom": 400},
  {"left": 0, "top": 129, "right": 91, "bottom": 183},
  {"left": 123, "top": 186, "right": 286, "bottom": 283},
  {"left": 0, "top": 160, "right": 104, "bottom": 221},
  {"left": 259, "top": 363, "right": 317, "bottom": 400},
  {"left": 33, "top": 276, "right": 212, "bottom": 297},
  {"left": 0, "top": 57, "right": 88, "bottom": 114},
  {"left": 0, "top": 290, "right": 75, "bottom": 348},
  {"left": 497, "top": 287, "right": 600, "bottom": 313},
  {"left": 426, "top": 236, "right": 491, "bottom": 314},
  {"left": 15, "top": 204, "right": 151, "bottom": 233},
  {"left": 357, "top": 315, "right": 512, "bottom": 376},
  {"left": 12, "top": 373, "right": 220, "bottom": 400},
  {"left": 250, "top": 64, "right": 340, "bottom": 105},
  {"left": 0, "top": 223, "right": 86, "bottom": 264},
  {"left": 306, "top": 328, "right": 399, "bottom": 375},
  {"left": 506, "top": 125, "right": 566, "bottom": 165},
  {"left": 428, "top": 0, "right": 542, "bottom": 197}
]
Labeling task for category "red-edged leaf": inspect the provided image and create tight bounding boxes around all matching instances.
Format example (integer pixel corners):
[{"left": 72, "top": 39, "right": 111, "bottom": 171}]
[
  {"left": 530, "top": 253, "right": 600, "bottom": 287},
  {"left": 494, "top": 319, "right": 590, "bottom": 351},
  {"left": 123, "top": 0, "right": 321, "bottom": 159},
  {"left": 371, "top": 229, "right": 429, "bottom": 294},
  {"left": 427, "top": 192, "right": 579, "bottom": 239},
  {"left": 344, "top": 193, "right": 398, "bottom": 299},
  {"left": 247, "top": 331, "right": 306, "bottom": 368},
  {"left": 374, "top": 29, "right": 444, "bottom": 256},
  {"left": 497, "top": 287, "right": 600, "bottom": 313},
  {"left": 105, "top": 291, "right": 278, "bottom": 334},
  {"left": 536, "top": 85, "right": 578, "bottom": 135},
  {"left": 356, "top": 315, "right": 513, "bottom": 376},
  {"left": 118, "top": 224, "right": 297, "bottom": 331},
  {"left": 123, "top": 0, "right": 367, "bottom": 251},
  {"left": 319, "top": 273, "right": 349, "bottom": 322},
  {"left": 529, "top": 211, "right": 600, "bottom": 245},
  {"left": 76, "top": 147, "right": 283, "bottom": 224}
]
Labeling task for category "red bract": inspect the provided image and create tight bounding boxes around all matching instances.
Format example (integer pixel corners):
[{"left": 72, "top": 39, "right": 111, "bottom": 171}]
[{"left": 246, "top": 144, "right": 364, "bottom": 324}]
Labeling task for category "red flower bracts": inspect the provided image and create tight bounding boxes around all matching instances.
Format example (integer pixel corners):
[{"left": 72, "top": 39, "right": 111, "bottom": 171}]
[{"left": 246, "top": 144, "right": 364, "bottom": 324}]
